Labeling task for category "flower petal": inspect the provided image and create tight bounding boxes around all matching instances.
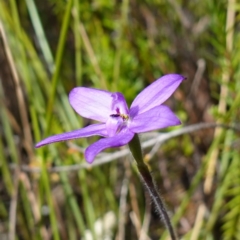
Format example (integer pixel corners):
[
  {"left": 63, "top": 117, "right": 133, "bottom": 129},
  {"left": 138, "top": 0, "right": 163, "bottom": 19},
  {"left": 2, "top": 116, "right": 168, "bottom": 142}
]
[
  {"left": 35, "top": 123, "right": 107, "bottom": 148},
  {"left": 106, "top": 115, "right": 124, "bottom": 137},
  {"left": 69, "top": 87, "right": 113, "bottom": 122},
  {"left": 129, "top": 105, "right": 181, "bottom": 133},
  {"left": 85, "top": 128, "right": 134, "bottom": 163},
  {"left": 111, "top": 92, "right": 129, "bottom": 115},
  {"left": 130, "top": 74, "right": 185, "bottom": 117}
]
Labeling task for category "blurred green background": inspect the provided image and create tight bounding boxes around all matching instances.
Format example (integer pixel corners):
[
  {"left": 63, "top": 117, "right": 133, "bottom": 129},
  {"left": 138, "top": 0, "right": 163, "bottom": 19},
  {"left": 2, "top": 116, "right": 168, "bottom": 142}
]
[{"left": 0, "top": 0, "right": 240, "bottom": 239}]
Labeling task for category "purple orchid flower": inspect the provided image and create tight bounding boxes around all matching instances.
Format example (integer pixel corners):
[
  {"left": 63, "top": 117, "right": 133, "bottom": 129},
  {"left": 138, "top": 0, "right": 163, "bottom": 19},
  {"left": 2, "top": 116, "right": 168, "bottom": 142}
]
[{"left": 36, "top": 74, "right": 185, "bottom": 163}]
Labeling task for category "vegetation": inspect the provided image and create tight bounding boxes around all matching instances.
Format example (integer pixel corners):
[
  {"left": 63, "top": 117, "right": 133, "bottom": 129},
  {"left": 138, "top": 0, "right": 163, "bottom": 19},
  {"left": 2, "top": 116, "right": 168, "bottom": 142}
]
[{"left": 0, "top": 0, "right": 240, "bottom": 239}]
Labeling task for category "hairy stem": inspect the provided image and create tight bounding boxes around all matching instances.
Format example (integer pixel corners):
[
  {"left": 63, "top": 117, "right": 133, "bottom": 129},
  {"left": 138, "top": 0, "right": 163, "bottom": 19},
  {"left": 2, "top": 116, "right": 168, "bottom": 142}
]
[{"left": 128, "top": 134, "right": 177, "bottom": 240}]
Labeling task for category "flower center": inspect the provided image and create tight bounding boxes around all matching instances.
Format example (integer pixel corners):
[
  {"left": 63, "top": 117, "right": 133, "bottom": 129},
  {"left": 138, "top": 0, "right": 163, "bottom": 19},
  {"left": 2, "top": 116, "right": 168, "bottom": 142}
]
[
  {"left": 110, "top": 113, "right": 129, "bottom": 121},
  {"left": 106, "top": 92, "right": 130, "bottom": 137}
]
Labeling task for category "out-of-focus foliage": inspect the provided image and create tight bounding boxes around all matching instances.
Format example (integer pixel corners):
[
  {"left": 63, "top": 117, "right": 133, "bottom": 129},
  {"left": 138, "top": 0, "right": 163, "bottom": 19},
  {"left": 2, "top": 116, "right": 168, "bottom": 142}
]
[{"left": 0, "top": 0, "right": 240, "bottom": 239}]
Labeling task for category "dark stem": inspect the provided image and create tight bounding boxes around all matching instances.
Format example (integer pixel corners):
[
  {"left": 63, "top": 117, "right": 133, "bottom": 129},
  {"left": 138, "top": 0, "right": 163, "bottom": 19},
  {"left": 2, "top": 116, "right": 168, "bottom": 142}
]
[{"left": 128, "top": 134, "right": 177, "bottom": 240}]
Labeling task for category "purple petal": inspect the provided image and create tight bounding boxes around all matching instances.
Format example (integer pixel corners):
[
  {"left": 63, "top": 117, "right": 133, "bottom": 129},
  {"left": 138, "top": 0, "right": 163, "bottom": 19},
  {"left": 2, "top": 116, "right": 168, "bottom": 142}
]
[
  {"left": 111, "top": 92, "right": 129, "bottom": 115},
  {"left": 85, "top": 128, "right": 134, "bottom": 163},
  {"left": 106, "top": 115, "right": 124, "bottom": 137},
  {"left": 129, "top": 105, "right": 181, "bottom": 133},
  {"left": 35, "top": 123, "right": 107, "bottom": 148},
  {"left": 130, "top": 74, "right": 185, "bottom": 117},
  {"left": 69, "top": 87, "right": 113, "bottom": 122}
]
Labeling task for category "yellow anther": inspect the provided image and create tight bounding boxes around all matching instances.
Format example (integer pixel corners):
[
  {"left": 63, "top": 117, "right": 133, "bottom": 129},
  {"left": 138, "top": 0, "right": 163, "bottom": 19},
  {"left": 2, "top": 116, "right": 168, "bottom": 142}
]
[{"left": 120, "top": 114, "right": 129, "bottom": 120}]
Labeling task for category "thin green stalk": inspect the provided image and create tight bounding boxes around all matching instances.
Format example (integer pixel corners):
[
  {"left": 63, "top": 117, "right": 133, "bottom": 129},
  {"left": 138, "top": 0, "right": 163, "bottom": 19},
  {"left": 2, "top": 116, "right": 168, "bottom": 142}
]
[
  {"left": 30, "top": 105, "right": 43, "bottom": 156},
  {"left": 16, "top": 212, "right": 28, "bottom": 240},
  {"left": 45, "top": 0, "right": 73, "bottom": 137},
  {"left": 73, "top": 0, "right": 82, "bottom": 85},
  {"left": 0, "top": 201, "right": 8, "bottom": 220},
  {"left": 0, "top": 83, "right": 18, "bottom": 163},
  {"left": 219, "top": 129, "right": 234, "bottom": 177},
  {"left": 8, "top": 0, "right": 32, "bottom": 93},
  {"left": 78, "top": 22, "right": 107, "bottom": 89},
  {"left": 128, "top": 134, "right": 177, "bottom": 240},
  {"left": 41, "top": 161, "right": 60, "bottom": 240},
  {"left": 77, "top": 167, "right": 97, "bottom": 240},
  {"left": 19, "top": 182, "right": 41, "bottom": 240},
  {"left": 0, "top": 86, "right": 16, "bottom": 195},
  {"left": 66, "top": 210, "right": 78, "bottom": 240},
  {"left": 0, "top": 137, "right": 14, "bottom": 193},
  {"left": 25, "top": 0, "right": 54, "bottom": 72}
]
